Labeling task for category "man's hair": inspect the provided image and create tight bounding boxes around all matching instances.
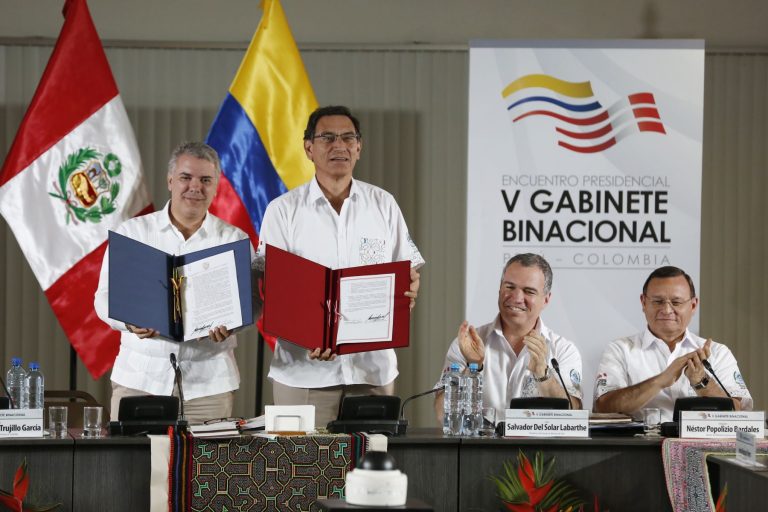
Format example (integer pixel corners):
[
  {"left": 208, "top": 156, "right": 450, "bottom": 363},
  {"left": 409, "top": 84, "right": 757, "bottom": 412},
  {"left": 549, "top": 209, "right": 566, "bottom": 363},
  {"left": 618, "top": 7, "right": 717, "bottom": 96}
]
[
  {"left": 303, "top": 105, "right": 362, "bottom": 141},
  {"left": 167, "top": 141, "right": 221, "bottom": 176},
  {"left": 501, "top": 253, "right": 553, "bottom": 294},
  {"left": 642, "top": 266, "right": 696, "bottom": 297}
]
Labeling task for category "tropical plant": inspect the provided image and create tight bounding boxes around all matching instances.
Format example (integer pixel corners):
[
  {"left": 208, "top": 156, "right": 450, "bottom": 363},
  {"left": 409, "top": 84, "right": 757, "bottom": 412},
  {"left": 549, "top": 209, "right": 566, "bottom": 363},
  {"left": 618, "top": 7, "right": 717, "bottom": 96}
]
[
  {"left": 0, "top": 459, "right": 59, "bottom": 512},
  {"left": 489, "top": 450, "right": 584, "bottom": 512},
  {"left": 715, "top": 483, "right": 727, "bottom": 512}
]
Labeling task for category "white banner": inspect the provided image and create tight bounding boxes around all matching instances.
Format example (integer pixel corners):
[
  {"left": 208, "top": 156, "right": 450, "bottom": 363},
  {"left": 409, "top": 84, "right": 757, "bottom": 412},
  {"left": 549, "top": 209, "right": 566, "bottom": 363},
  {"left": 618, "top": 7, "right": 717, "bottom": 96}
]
[{"left": 467, "top": 41, "right": 704, "bottom": 408}]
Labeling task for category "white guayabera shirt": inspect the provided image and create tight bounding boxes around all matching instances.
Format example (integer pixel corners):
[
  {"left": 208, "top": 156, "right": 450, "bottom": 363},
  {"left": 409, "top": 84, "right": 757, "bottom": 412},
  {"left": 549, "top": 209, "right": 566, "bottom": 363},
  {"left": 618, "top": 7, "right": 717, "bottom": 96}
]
[
  {"left": 258, "top": 178, "right": 425, "bottom": 388},
  {"left": 594, "top": 328, "right": 753, "bottom": 422}
]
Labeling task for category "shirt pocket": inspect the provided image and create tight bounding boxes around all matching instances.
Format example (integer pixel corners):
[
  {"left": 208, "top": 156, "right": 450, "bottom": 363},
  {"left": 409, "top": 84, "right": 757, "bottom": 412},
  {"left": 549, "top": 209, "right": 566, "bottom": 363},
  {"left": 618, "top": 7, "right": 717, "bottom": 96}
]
[{"left": 359, "top": 237, "right": 387, "bottom": 265}]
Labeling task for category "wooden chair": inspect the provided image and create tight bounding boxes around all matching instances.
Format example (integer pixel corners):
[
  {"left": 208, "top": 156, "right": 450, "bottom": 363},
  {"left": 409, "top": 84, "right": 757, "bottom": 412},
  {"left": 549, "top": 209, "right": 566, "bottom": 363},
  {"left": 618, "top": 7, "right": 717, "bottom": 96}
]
[{"left": 44, "top": 390, "right": 101, "bottom": 429}]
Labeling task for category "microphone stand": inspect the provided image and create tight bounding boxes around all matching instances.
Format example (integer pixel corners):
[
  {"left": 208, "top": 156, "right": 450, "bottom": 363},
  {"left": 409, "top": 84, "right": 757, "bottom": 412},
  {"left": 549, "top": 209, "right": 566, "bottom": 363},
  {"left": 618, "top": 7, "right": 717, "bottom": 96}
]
[
  {"left": 0, "top": 375, "right": 13, "bottom": 409},
  {"left": 550, "top": 358, "right": 573, "bottom": 409},
  {"left": 399, "top": 386, "right": 445, "bottom": 420},
  {"left": 702, "top": 359, "right": 732, "bottom": 398},
  {"left": 170, "top": 353, "right": 185, "bottom": 420}
]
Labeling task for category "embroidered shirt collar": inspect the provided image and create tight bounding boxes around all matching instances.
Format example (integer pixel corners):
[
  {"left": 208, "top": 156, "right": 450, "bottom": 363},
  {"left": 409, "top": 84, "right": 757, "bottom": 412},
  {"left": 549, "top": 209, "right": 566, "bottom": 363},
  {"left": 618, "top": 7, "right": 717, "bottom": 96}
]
[
  {"left": 641, "top": 327, "right": 698, "bottom": 351},
  {"left": 160, "top": 200, "right": 212, "bottom": 239},
  {"left": 308, "top": 176, "right": 358, "bottom": 204}
]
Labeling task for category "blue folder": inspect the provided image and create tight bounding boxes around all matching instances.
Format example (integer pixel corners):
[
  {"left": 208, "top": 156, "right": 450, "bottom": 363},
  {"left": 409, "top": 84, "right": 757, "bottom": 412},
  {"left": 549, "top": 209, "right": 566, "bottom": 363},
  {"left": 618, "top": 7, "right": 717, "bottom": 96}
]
[{"left": 107, "top": 231, "right": 253, "bottom": 341}]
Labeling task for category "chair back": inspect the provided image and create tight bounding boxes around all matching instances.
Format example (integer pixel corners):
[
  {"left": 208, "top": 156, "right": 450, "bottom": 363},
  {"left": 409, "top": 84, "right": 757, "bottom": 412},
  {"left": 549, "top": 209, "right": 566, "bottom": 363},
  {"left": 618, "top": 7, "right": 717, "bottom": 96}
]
[{"left": 44, "top": 390, "right": 100, "bottom": 429}]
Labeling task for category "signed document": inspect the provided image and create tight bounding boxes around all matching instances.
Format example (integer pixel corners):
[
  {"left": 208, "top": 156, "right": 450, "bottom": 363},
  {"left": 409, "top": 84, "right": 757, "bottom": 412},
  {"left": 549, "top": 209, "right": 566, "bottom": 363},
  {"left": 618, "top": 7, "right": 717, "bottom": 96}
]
[
  {"left": 262, "top": 244, "right": 411, "bottom": 355},
  {"left": 107, "top": 231, "right": 254, "bottom": 342},
  {"left": 180, "top": 250, "right": 243, "bottom": 341},
  {"left": 336, "top": 273, "right": 395, "bottom": 344}
]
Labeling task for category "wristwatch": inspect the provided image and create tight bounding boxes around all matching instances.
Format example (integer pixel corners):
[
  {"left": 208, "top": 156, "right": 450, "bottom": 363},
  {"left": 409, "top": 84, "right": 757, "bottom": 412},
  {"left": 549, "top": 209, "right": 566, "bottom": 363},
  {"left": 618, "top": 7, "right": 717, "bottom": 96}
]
[
  {"left": 692, "top": 376, "right": 710, "bottom": 390},
  {"left": 533, "top": 367, "right": 551, "bottom": 383}
]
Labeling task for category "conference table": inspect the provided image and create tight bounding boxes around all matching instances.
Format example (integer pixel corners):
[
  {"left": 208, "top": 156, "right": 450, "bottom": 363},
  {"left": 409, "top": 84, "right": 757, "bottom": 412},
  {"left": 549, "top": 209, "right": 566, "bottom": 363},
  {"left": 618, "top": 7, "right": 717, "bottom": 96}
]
[
  {"left": 1, "top": 429, "right": 680, "bottom": 512},
  {"left": 707, "top": 454, "right": 768, "bottom": 510}
]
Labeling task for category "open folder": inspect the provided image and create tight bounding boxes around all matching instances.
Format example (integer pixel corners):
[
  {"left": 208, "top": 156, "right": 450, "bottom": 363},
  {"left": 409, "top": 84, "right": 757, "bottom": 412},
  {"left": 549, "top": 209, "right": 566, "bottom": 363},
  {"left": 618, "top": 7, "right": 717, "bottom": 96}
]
[
  {"left": 262, "top": 244, "right": 411, "bottom": 354},
  {"left": 107, "top": 231, "right": 253, "bottom": 342}
]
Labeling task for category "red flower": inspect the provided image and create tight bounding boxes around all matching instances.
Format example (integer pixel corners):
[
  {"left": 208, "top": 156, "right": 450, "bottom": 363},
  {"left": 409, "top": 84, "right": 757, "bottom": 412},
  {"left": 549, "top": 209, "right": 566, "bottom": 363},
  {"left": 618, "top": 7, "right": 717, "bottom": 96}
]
[
  {"left": 0, "top": 459, "right": 59, "bottom": 512},
  {"left": 503, "top": 502, "right": 536, "bottom": 512},
  {"left": 517, "top": 452, "right": 554, "bottom": 505}
]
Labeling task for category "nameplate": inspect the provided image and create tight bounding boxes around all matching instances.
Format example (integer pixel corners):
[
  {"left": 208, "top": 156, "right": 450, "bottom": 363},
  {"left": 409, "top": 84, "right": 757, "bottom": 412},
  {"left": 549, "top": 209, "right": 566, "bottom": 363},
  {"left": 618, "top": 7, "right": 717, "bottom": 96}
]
[
  {"left": 504, "top": 409, "right": 589, "bottom": 438},
  {"left": 680, "top": 410, "right": 765, "bottom": 439},
  {"left": 0, "top": 409, "right": 44, "bottom": 438}
]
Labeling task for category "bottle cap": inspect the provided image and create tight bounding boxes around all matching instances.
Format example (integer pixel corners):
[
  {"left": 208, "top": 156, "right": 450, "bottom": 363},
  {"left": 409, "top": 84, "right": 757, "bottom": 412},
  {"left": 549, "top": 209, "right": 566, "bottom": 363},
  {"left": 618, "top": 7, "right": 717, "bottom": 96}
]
[
  {"left": 450, "top": 362, "right": 460, "bottom": 371},
  {"left": 11, "top": 357, "right": 22, "bottom": 366},
  {"left": 30, "top": 362, "right": 39, "bottom": 370},
  {"left": 469, "top": 362, "right": 479, "bottom": 371}
]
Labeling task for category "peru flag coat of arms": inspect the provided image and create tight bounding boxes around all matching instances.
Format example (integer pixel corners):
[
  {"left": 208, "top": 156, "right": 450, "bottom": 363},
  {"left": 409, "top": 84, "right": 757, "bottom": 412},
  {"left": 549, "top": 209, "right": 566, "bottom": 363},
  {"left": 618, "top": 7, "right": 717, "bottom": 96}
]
[{"left": 0, "top": 0, "right": 152, "bottom": 378}]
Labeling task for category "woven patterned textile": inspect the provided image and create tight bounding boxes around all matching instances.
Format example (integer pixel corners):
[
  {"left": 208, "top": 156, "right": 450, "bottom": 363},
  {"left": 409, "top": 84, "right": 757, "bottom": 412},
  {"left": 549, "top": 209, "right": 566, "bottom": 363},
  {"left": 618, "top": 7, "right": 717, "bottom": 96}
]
[
  {"left": 169, "top": 433, "right": 366, "bottom": 512},
  {"left": 662, "top": 437, "right": 768, "bottom": 512}
]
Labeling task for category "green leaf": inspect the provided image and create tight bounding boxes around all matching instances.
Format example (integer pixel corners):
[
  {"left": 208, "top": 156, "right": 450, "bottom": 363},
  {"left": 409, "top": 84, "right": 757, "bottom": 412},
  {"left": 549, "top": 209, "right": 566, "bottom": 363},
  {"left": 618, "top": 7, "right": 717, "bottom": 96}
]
[
  {"left": 84, "top": 208, "right": 102, "bottom": 222},
  {"left": 56, "top": 147, "right": 101, "bottom": 199},
  {"left": 73, "top": 207, "right": 87, "bottom": 222}
]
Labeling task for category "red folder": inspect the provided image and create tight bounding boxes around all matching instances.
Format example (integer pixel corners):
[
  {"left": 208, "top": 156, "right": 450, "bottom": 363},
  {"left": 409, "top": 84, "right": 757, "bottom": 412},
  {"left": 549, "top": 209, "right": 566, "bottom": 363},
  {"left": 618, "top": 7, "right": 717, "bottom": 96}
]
[{"left": 262, "top": 244, "right": 411, "bottom": 354}]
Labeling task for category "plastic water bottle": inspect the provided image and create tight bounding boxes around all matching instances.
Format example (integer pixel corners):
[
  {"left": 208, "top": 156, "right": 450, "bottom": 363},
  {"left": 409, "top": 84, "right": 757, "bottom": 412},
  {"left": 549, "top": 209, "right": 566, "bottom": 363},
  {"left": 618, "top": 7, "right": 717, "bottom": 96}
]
[
  {"left": 6, "top": 357, "right": 28, "bottom": 409},
  {"left": 26, "top": 362, "right": 44, "bottom": 409},
  {"left": 461, "top": 363, "right": 483, "bottom": 436},
  {"left": 442, "top": 363, "right": 462, "bottom": 435}
]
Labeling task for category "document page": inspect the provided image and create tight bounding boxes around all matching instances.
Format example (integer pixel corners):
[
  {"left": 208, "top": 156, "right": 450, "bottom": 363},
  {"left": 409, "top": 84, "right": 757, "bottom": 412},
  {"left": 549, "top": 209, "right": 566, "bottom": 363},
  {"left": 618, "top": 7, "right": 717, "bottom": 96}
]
[
  {"left": 180, "top": 250, "right": 242, "bottom": 341},
  {"left": 336, "top": 273, "right": 395, "bottom": 344}
]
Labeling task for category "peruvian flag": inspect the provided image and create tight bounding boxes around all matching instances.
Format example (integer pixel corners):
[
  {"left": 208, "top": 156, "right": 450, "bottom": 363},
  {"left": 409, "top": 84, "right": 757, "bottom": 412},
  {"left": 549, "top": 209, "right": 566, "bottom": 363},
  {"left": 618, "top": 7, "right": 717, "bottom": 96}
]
[{"left": 0, "top": 0, "right": 152, "bottom": 379}]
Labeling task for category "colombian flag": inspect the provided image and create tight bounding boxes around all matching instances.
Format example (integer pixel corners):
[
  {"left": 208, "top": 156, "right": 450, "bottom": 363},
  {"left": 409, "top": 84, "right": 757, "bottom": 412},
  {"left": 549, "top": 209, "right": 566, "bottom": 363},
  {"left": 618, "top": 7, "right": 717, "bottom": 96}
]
[{"left": 206, "top": 0, "right": 318, "bottom": 247}]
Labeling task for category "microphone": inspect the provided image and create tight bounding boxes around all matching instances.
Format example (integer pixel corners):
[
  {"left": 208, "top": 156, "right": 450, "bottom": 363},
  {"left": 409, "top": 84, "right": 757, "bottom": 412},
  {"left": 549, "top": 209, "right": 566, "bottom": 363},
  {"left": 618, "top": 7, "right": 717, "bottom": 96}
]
[
  {"left": 170, "top": 353, "right": 185, "bottom": 420},
  {"left": 550, "top": 358, "right": 573, "bottom": 409},
  {"left": 399, "top": 386, "right": 445, "bottom": 420},
  {"left": 702, "top": 359, "right": 732, "bottom": 398}
]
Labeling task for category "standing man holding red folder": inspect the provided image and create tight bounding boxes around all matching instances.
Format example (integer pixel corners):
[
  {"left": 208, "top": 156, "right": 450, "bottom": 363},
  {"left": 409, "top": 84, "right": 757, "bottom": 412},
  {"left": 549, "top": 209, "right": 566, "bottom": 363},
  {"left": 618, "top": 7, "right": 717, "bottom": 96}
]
[
  {"left": 95, "top": 142, "right": 254, "bottom": 424},
  {"left": 258, "top": 106, "right": 425, "bottom": 427}
]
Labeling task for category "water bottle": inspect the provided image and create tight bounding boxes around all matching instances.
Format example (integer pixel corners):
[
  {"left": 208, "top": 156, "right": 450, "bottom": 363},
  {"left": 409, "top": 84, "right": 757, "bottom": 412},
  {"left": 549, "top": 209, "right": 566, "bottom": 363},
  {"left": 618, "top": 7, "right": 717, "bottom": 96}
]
[
  {"left": 461, "top": 363, "right": 483, "bottom": 436},
  {"left": 6, "top": 357, "right": 28, "bottom": 409},
  {"left": 26, "top": 362, "right": 44, "bottom": 409},
  {"left": 442, "top": 363, "right": 462, "bottom": 435}
]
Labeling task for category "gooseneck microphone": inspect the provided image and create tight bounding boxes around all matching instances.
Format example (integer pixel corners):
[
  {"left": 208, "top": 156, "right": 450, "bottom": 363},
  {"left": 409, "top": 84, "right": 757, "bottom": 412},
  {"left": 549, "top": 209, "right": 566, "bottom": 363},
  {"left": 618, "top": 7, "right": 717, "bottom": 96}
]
[
  {"left": 550, "top": 358, "right": 573, "bottom": 409},
  {"left": 170, "top": 353, "right": 186, "bottom": 420},
  {"left": 399, "top": 386, "right": 445, "bottom": 420},
  {"left": 701, "top": 359, "right": 732, "bottom": 398}
]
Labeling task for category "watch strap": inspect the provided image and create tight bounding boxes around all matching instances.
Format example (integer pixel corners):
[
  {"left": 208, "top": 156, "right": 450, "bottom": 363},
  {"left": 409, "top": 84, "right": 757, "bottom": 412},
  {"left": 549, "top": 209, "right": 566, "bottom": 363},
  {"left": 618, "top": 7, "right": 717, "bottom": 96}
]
[
  {"left": 693, "top": 376, "right": 710, "bottom": 390},
  {"left": 533, "top": 367, "right": 551, "bottom": 383}
]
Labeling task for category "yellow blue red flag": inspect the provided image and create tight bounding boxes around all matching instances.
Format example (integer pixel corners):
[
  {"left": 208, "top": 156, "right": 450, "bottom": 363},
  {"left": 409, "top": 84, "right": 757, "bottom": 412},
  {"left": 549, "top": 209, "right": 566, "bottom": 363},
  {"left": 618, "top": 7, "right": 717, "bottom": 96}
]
[{"left": 206, "top": 0, "right": 318, "bottom": 245}]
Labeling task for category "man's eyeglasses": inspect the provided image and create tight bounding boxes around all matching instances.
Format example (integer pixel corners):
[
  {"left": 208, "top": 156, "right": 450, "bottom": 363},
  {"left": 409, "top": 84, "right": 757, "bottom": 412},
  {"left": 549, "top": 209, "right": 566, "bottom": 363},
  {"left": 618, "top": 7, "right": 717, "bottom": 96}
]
[
  {"left": 312, "top": 132, "right": 361, "bottom": 145},
  {"left": 203, "top": 417, "right": 243, "bottom": 425},
  {"left": 644, "top": 296, "right": 695, "bottom": 309}
]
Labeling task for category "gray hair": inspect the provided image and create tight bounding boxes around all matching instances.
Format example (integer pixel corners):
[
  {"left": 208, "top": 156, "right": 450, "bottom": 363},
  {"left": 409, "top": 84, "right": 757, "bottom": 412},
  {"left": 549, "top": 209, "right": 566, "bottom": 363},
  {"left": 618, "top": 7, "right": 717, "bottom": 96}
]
[
  {"left": 167, "top": 141, "right": 221, "bottom": 176},
  {"left": 501, "top": 253, "right": 553, "bottom": 294}
]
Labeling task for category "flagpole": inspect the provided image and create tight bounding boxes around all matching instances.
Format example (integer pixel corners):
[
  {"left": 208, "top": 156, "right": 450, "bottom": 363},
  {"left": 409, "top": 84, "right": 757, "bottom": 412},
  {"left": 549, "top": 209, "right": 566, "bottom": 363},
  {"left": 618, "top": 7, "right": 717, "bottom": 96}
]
[
  {"left": 255, "top": 332, "right": 264, "bottom": 415},
  {"left": 69, "top": 346, "right": 77, "bottom": 391}
]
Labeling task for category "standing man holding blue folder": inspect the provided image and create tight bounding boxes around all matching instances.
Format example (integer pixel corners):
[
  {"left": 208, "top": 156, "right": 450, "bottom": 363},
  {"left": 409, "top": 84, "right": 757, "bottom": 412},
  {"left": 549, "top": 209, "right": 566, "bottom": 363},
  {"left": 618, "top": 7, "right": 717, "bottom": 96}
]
[
  {"left": 95, "top": 141, "right": 255, "bottom": 424},
  {"left": 257, "top": 106, "right": 425, "bottom": 428}
]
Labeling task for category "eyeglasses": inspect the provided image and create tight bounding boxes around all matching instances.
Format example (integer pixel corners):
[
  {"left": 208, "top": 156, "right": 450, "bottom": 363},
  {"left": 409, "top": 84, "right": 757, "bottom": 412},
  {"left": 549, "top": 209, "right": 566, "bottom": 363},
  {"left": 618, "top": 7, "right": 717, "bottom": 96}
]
[
  {"left": 644, "top": 296, "right": 694, "bottom": 309},
  {"left": 203, "top": 417, "right": 243, "bottom": 425},
  {"left": 312, "top": 132, "right": 361, "bottom": 145}
]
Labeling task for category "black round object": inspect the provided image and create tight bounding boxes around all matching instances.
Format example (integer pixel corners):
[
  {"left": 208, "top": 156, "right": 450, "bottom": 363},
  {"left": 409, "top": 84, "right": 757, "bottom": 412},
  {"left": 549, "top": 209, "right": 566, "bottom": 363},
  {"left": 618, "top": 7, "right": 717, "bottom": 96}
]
[{"left": 357, "top": 451, "right": 397, "bottom": 471}]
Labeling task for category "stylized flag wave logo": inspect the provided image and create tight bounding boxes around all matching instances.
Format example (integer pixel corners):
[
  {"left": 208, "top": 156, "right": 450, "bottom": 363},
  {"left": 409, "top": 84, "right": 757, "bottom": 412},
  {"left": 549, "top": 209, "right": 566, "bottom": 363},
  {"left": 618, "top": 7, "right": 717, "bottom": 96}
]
[{"left": 502, "top": 74, "right": 666, "bottom": 153}]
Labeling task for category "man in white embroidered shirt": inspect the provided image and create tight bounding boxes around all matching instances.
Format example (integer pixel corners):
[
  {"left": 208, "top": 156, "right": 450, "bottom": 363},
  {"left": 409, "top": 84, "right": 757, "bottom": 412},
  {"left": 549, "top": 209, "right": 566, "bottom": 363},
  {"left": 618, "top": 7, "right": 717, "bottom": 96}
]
[
  {"left": 594, "top": 266, "right": 752, "bottom": 422},
  {"left": 434, "top": 254, "right": 583, "bottom": 425},
  {"left": 257, "top": 105, "right": 424, "bottom": 428},
  {"left": 94, "top": 141, "right": 254, "bottom": 424}
]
